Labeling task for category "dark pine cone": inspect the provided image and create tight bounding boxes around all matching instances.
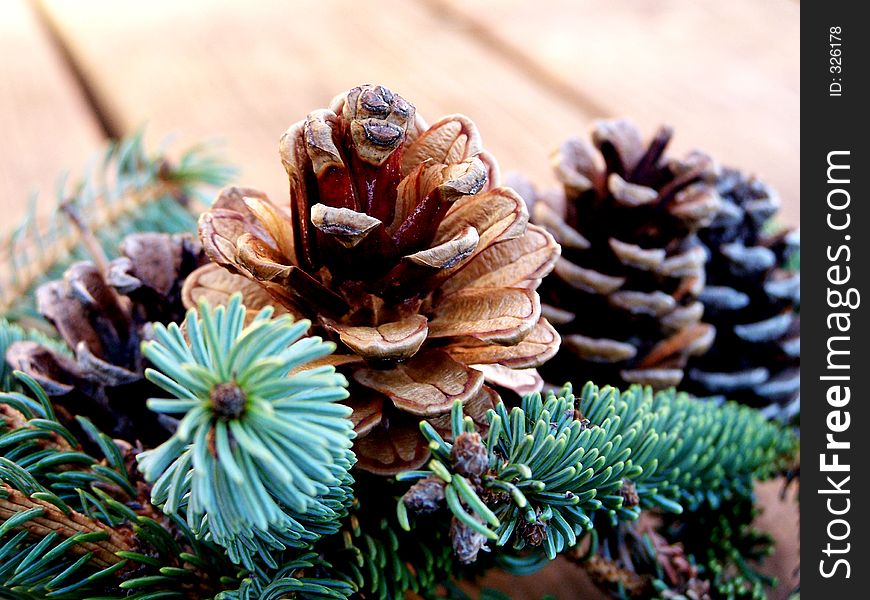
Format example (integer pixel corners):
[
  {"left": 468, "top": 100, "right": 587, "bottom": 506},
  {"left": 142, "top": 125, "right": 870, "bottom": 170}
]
[
  {"left": 685, "top": 169, "right": 800, "bottom": 420},
  {"left": 5, "top": 232, "right": 206, "bottom": 444},
  {"left": 518, "top": 120, "right": 721, "bottom": 390}
]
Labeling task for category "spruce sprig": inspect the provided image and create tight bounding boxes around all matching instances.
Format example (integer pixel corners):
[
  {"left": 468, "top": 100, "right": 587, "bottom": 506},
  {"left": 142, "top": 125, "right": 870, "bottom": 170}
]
[
  {"left": 0, "top": 132, "right": 234, "bottom": 323},
  {"left": 576, "top": 384, "right": 797, "bottom": 516},
  {"left": 215, "top": 553, "right": 354, "bottom": 600},
  {"left": 325, "top": 496, "right": 460, "bottom": 600},
  {"left": 137, "top": 294, "right": 356, "bottom": 569},
  {"left": 0, "top": 373, "right": 235, "bottom": 599},
  {"left": 398, "top": 383, "right": 797, "bottom": 561},
  {"left": 397, "top": 386, "right": 635, "bottom": 560}
]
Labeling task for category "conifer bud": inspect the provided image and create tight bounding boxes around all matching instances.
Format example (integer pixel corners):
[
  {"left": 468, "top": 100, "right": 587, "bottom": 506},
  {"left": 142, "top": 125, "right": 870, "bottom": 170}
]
[
  {"left": 450, "top": 432, "right": 489, "bottom": 477},
  {"left": 450, "top": 516, "right": 488, "bottom": 564}
]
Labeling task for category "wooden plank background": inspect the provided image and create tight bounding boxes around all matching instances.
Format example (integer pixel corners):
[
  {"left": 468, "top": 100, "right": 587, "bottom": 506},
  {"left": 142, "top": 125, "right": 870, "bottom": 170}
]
[
  {"left": 0, "top": 0, "right": 103, "bottom": 221},
  {"left": 5, "top": 0, "right": 799, "bottom": 225},
  {"left": 1, "top": 0, "right": 800, "bottom": 597},
  {"left": 435, "top": 0, "right": 801, "bottom": 225},
  {"left": 33, "top": 0, "right": 597, "bottom": 211}
]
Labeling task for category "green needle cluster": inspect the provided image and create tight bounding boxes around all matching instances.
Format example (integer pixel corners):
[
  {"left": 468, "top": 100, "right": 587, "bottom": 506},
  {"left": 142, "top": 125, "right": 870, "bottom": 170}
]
[
  {"left": 398, "top": 383, "right": 797, "bottom": 561},
  {"left": 0, "top": 373, "right": 237, "bottom": 598},
  {"left": 137, "top": 294, "right": 356, "bottom": 569}
]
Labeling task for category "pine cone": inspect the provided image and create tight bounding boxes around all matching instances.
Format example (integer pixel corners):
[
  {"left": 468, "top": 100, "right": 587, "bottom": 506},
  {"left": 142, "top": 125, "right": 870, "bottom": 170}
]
[
  {"left": 188, "top": 84, "right": 560, "bottom": 474},
  {"left": 521, "top": 120, "right": 719, "bottom": 390},
  {"left": 5, "top": 232, "right": 205, "bottom": 444},
  {"left": 685, "top": 169, "right": 800, "bottom": 419}
]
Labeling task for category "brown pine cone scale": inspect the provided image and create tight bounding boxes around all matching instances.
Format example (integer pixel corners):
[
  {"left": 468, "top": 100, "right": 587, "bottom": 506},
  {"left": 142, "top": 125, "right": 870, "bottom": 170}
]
[
  {"left": 519, "top": 120, "right": 720, "bottom": 391},
  {"left": 7, "top": 233, "right": 205, "bottom": 444},
  {"left": 187, "top": 85, "right": 561, "bottom": 474}
]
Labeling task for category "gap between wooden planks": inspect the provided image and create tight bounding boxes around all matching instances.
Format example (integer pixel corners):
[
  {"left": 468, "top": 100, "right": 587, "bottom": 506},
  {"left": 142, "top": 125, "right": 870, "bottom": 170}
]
[
  {"left": 35, "top": 0, "right": 800, "bottom": 226},
  {"left": 430, "top": 0, "right": 801, "bottom": 226},
  {"left": 0, "top": 0, "right": 104, "bottom": 224},
  {"left": 35, "top": 0, "right": 597, "bottom": 209}
]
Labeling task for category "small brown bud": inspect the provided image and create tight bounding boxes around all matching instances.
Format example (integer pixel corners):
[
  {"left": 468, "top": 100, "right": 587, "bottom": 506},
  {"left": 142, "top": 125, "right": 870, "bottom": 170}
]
[
  {"left": 479, "top": 485, "right": 509, "bottom": 508},
  {"left": 517, "top": 515, "right": 548, "bottom": 547},
  {"left": 620, "top": 479, "right": 640, "bottom": 508},
  {"left": 403, "top": 477, "right": 446, "bottom": 514},
  {"left": 210, "top": 382, "right": 247, "bottom": 418},
  {"left": 450, "top": 432, "right": 489, "bottom": 477},
  {"left": 450, "top": 516, "right": 488, "bottom": 564}
]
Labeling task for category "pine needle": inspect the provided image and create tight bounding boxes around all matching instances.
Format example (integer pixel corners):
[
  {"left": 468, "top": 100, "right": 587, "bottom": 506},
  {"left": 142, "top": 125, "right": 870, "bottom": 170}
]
[{"left": 0, "top": 132, "right": 235, "bottom": 324}]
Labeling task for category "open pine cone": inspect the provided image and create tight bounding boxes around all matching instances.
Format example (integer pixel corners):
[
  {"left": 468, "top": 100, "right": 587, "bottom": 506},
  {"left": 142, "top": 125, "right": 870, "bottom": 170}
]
[
  {"left": 6, "top": 232, "right": 205, "bottom": 443},
  {"left": 187, "top": 84, "right": 560, "bottom": 474},
  {"left": 685, "top": 169, "right": 800, "bottom": 419},
  {"left": 518, "top": 120, "right": 720, "bottom": 390}
]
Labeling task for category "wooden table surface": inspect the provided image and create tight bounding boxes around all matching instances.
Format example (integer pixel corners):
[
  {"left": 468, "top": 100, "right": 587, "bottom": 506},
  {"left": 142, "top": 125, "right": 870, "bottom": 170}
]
[{"left": 0, "top": 0, "right": 799, "bottom": 597}]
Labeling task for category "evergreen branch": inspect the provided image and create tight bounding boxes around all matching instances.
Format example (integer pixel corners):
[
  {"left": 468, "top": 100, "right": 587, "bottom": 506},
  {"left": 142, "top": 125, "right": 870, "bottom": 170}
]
[
  {"left": 1, "top": 374, "right": 240, "bottom": 599},
  {"left": 137, "top": 294, "right": 356, "bottom": 570},
  {"left": 325, "top": 500, "right": 458, "bottom": 599},
  {"left": 3, "top": 307, "right": 390, "bottom": 600},
  {"left": 0, "top": 373, "right": 132, "bottom": 508},
  {"left": 215, "top": 553, "right": 354, "bottom": 600},
  {"left": 397, "top": 387, "right": 636, "bottom": 561},
  {"left": 0, "top": 132, "right": 235, "bottom": 323},
  {"left": 187, "top": 498, "right": 446, "bottom": 600},
  {"left": 0, "top": 402, "right": 74, "bottom": 455},
  {"left": 398, "top": 383, "right": 797, "bottom": 563},
  {"left": 576, "top": 385, "right": 798, "bottom": 515},
  {"left": 0, "top": 485, "right": 131, "bottom": 569}
]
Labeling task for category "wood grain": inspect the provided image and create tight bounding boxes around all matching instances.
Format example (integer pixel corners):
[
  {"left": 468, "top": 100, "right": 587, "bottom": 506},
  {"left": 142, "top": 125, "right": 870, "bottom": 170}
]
[
  {"left": 755, "top": 479, "right": 800, "bottom": 599},
  {"left": 36, "top": 0, "right": 596, "bottom": 207},
  {"left": 433, "top": 0, "right": 800, "bottom": 225},
  {"left": 0, "top": 0, "right": 104, "bottom": 223}
]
